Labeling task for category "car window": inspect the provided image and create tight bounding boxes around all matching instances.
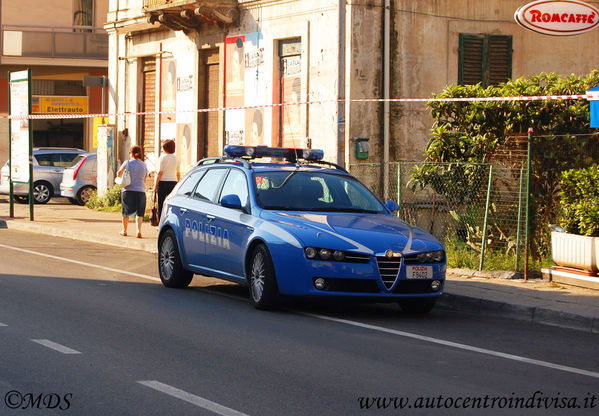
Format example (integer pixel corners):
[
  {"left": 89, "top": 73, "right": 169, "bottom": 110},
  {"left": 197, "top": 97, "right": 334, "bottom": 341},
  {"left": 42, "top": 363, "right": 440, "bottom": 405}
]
[
  {"left": 35, "top": 153, "right": 54, "bottom": 166},
  {"left": 55, "top": 153, "right": 79, "bottom": 167},
  {"left": 255, "top": 171, "right": 385, "bottom": 212},
  {"left": 219, "top": 169, "right": 249, "bottom": 208},
  {"left": 193, "top": 169, "right": 227, "bottom": 201},
  {"left": 68, "top": 155, "right": 87, "bottom": 168},
  {"left": 176, "top": 170, "right": 206, "bottom": 196}
]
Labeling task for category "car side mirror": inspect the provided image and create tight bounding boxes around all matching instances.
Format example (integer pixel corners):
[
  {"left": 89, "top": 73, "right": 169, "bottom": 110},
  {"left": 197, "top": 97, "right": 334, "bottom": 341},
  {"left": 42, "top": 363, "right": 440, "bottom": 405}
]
[
  {"left": 385, "top": 200, "right": 399, "bottom": 212},
  {"left": 221, "top": 194, "right": 244, "bottom": 211}
]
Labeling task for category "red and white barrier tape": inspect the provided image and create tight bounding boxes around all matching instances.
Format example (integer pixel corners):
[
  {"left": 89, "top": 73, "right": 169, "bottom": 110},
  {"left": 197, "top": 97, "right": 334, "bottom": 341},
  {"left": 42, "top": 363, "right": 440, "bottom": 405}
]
[{"left": 2, "top": 94, "right": 590, "bottom": 120}]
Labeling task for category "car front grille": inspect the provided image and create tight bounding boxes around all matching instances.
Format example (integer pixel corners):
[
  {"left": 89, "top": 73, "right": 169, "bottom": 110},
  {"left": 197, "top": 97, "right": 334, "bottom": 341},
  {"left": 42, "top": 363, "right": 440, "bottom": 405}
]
[{"left": 376, "top": 256, "right": 401, "bottom": 289}]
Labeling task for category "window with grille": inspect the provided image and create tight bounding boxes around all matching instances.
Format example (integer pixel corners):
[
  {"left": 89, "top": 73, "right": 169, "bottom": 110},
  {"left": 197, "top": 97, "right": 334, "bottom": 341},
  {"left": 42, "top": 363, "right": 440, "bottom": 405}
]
[{"left": 458, "top": 34, "right": 512, "bottom": 87}]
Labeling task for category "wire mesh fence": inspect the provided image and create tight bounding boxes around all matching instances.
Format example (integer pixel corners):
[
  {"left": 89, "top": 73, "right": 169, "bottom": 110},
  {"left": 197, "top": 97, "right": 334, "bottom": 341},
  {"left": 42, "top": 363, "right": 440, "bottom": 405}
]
[{"left": 349, "top": 138, "right": 529, "bottom": 272}]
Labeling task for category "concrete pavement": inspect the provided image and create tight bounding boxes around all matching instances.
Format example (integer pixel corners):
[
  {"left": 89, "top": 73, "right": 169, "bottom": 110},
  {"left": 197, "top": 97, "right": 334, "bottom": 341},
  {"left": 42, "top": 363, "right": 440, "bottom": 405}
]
[{"left": 1, "top": 197, "right": 598, "bottom": 333}]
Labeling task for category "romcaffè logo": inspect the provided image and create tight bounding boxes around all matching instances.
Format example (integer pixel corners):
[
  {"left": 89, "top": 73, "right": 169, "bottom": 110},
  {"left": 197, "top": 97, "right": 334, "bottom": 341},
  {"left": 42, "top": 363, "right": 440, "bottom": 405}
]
[{"left": 515, "top": 0, "right": 599, "bottom": 35}]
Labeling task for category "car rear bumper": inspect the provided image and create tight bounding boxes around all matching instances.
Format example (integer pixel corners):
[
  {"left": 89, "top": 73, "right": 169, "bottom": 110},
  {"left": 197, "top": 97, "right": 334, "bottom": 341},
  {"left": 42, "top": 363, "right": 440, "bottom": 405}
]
[{"left": 60, "top": 183, "right": 76, "bottom": 198}]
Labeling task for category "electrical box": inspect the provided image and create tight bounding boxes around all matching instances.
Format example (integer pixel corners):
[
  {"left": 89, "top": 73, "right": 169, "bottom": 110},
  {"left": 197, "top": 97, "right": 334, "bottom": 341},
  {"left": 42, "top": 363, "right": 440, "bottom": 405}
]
[{"left": 355, "top": 137, "right": 370, "bottom": 159}]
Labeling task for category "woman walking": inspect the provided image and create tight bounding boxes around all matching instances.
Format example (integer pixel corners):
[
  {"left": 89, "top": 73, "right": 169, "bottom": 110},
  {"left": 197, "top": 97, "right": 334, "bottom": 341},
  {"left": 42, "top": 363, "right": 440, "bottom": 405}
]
[
  {"left": 117, "top": 145, "right": 148, "bottom": 238},
  {"left": 154, "top": 139, "right": 180, "bottom": 219}
]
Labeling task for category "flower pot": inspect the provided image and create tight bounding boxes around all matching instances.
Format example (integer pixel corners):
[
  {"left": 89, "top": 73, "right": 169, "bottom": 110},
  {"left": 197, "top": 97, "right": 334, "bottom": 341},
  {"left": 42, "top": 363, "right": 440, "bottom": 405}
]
[{"left": 551, "top": 231, "right": 597, "bottom": 272}]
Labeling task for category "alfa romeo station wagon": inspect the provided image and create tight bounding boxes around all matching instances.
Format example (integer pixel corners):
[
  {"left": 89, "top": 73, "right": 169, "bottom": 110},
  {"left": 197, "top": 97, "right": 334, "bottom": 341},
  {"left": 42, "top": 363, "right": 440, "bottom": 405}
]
[{"left": 157, "top": 145, "right": 446, "bottom": 312}]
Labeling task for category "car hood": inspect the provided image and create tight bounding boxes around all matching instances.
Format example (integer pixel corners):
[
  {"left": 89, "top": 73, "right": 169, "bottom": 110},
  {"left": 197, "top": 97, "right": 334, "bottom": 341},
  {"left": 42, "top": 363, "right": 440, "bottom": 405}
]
[{"left": 260, "top": 211, "right": 443, "bottom": 255}]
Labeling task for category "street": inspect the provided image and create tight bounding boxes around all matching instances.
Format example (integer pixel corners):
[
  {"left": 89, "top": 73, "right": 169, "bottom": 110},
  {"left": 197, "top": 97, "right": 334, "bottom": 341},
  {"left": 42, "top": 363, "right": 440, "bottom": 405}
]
[{"left": 0, "top": 228, "right": 598, "bottom": 415}]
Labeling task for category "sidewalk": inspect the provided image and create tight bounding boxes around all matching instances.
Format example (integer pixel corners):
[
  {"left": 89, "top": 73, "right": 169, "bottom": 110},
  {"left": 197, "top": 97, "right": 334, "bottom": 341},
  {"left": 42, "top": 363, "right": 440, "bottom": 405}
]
[{"left": 1, "top": 197, "right": 598, "bottom": 333}]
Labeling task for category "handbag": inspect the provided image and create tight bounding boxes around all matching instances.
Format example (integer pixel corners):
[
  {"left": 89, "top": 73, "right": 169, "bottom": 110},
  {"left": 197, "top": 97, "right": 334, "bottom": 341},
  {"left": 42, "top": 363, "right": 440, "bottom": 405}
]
[
  {"left": 150, "top": 194, "right": 159, "bottom": 226},
  {"left": 115, "top": 161, "right": 131, "bottom": 186}
]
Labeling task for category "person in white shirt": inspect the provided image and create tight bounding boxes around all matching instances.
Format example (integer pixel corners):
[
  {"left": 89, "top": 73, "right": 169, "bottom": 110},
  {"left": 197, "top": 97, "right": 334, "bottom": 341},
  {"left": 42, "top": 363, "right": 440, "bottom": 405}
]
[{"left": 153, "top": 139, "right": 180, "bottom": 219}]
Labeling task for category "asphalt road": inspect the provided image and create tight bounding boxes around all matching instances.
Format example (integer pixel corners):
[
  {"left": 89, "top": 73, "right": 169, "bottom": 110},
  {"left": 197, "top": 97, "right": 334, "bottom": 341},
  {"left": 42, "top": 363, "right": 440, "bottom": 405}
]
[{"left": 0, "top": 228, "right": 598, "bottom": 415}]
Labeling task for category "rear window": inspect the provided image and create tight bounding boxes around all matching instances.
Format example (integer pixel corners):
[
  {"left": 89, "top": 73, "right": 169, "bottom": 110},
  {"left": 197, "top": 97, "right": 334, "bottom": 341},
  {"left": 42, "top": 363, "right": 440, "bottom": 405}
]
[{"left": 68, "top": 155, "right": 87, "bottom": 168}]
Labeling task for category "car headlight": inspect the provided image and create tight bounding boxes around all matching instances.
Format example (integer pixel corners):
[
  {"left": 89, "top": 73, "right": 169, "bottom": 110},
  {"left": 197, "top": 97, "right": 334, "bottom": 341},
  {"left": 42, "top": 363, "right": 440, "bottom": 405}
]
[
  {"left": 319, "top": 249, "right": 331, "bottom": 260},
  {"left": 305, "top": 247, "right": 317, "bottom": 259},
  {"left": 417, "top": 250, "right": 445, "bottom": 263},
  {"left": 305, "top": 247, "right": 354, "bottom": 262}
]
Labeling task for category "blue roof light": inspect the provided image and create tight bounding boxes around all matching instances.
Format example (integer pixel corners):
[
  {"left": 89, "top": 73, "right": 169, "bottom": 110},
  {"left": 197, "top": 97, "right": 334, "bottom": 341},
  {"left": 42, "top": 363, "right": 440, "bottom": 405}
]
[{"left": 223, "top": 145, "right": 324, "bottom": 162}]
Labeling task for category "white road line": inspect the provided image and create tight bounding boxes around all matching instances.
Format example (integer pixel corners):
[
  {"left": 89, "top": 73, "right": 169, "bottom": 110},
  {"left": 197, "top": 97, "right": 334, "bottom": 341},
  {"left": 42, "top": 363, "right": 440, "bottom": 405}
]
[
  {"left": 138, "top": 381, "right": 250, "bottom": 416},
  {"left": 302, "top": 312, "right": 599, "bottom": 380},
  {"left": 31, "top": 339, "right": 81, "bottom": 355},
  {"left": 0, "top": 322, "right": 7, "bottom": 327},
  {"left": 0, "top": 243, "right": 160, "bottom": 282}
]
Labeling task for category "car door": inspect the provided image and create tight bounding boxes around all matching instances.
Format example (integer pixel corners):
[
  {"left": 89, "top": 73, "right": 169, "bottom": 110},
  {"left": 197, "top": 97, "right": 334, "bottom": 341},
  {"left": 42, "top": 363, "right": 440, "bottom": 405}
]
[
  {"left": 180, "top": 168, "right": 228, "bottom": 271},
  {"left": 204, "top": 168, "right": 254, "bottom": 280}
]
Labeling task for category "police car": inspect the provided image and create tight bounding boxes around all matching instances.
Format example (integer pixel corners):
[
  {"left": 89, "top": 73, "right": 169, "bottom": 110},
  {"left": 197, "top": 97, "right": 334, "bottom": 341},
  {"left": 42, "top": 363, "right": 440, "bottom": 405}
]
[{"left": 157, "top": 145, "right": 446, "bottom": 312}]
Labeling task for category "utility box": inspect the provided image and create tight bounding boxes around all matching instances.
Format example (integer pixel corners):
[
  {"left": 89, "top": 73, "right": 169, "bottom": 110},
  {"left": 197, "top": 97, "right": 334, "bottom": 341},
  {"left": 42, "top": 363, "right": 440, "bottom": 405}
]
[
  {"left": 97, "top": 124, "right": 116, "bottom": 197},
  {"left": 355, "top": 137, "right": 370, "bottom": 159}
]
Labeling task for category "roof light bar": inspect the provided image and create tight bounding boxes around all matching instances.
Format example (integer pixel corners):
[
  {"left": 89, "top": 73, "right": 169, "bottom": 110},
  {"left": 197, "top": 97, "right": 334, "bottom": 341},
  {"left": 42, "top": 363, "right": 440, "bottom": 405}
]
[{"left": 223, "top": 145, "right": 324, "bottom": 161}]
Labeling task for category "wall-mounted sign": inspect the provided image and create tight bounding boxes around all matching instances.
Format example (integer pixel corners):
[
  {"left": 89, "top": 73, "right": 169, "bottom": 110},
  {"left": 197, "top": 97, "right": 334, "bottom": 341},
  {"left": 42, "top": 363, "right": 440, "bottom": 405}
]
[
  {"left": 31, "top": 96, "right": 88, "bottom": 114},
  {"left": 515, "top": 0, "right": 599, "bottom": 35}
]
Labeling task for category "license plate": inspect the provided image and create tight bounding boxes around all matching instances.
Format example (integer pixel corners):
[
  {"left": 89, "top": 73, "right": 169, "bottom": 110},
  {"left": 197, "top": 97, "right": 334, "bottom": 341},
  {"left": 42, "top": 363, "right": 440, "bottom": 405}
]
[{"left": 406, "top": 265, "right": 433, "bottom": 279}]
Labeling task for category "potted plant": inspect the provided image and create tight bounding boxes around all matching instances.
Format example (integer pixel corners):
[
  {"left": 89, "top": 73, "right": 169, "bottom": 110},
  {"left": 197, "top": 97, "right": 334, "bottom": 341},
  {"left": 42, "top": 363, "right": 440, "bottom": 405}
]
[{"left": 552, "top": 165, "right": 599, "bottom": 272}]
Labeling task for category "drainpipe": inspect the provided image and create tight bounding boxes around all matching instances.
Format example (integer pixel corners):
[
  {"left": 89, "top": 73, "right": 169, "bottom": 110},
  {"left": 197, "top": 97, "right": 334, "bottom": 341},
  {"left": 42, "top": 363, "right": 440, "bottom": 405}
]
[
  {"left": 338, "top": 0, "right": 346, "bottom": 166},
  {"left": 383, "top": 0, "right": 390, "bottom": 199}
]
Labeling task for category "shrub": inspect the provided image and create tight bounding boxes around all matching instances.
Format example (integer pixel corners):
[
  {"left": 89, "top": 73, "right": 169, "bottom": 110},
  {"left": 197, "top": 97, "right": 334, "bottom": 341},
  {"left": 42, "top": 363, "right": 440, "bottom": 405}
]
[
  {"left": 558, "top": 166, "right": 599, "bottom": 236},
  {"left": 86, "top": 185, "right": 122, "bottom": 212}
]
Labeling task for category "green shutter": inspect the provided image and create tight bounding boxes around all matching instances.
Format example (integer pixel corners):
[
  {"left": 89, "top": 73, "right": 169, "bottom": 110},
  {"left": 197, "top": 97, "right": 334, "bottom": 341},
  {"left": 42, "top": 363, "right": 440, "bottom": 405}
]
[{"left": 459, "top": 34, "right": 512, "bottom": 87}]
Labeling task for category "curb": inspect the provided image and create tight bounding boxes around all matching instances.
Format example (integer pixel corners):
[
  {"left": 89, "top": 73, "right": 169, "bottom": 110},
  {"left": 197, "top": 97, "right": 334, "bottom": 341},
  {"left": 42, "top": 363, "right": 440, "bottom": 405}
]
[
  {"left": 0, "top": 218, "right": 157, "bottom": 253},
  {"left": 438, "top": 292, "right": 599, "bottom": 333}
]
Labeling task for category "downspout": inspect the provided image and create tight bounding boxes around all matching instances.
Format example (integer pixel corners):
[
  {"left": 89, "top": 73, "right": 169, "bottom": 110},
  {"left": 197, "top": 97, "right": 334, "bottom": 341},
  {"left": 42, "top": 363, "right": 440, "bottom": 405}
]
[
  {"left": 383, "top": 0, "right": 390, "bottom": 199},
  {"left": 338, "top": 0, "right": 346, "bottom": 166}
]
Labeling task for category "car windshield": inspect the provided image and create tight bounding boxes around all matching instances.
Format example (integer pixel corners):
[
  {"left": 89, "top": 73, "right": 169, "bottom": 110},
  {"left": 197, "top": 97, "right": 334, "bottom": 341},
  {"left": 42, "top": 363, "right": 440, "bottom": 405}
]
[{"left": 255, "top": 171, "right": 386, "bottom": 213}]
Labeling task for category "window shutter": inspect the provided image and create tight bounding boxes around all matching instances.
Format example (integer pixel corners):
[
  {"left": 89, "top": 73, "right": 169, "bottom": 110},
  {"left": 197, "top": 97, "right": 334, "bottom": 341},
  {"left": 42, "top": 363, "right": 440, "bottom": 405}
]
[
  {"left": 459, "top": 34, "right": 512, "bottom": 87},
  {"left": 459, "top": 34, "right": 484, "bottom": 85}
]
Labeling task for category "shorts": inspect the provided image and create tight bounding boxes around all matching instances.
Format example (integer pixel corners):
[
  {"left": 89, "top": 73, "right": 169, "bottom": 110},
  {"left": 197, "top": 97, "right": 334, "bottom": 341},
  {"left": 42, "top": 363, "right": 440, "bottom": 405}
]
[{"left": 122, "top": 190, "right": 146, "bottom": 218}]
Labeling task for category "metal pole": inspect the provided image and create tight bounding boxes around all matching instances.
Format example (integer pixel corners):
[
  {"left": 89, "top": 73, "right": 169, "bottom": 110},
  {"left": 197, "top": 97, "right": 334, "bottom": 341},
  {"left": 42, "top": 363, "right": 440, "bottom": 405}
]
[
  {"left": 515, "top": 166, "right": 525, "bottom": 272},
  {"left": 524, "top": 127, "right": 533, "bottom": 280},
  {"left": 397, "top": 162, "right": 402, "bottom": 218},
  {"left": 27, "top": 69, "right": 33, "bottom": 221},
  {"left": 479, "top": 165, "right": 493, "bottom": 271}
]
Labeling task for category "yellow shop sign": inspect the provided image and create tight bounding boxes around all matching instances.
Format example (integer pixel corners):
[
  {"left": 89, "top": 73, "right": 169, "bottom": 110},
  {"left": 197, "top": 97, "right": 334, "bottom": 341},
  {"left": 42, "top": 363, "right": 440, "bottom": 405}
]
[{"left": 32, "top": 96, "right": 88, "bottom": 114}]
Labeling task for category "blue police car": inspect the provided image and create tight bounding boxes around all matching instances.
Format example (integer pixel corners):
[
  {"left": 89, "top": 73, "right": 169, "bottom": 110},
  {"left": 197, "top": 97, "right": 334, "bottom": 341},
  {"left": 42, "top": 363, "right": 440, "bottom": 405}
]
[{"left": 157, "top": 145, "right": 446, "bottom": 312}]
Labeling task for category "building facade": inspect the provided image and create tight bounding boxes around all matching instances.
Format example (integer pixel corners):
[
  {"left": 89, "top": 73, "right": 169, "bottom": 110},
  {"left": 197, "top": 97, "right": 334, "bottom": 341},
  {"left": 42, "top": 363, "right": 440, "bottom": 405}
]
[
  {"left": 0, "top": 0, "right": 109, "bottom": 164},
  {"left": 105, "top": 0, "right": 599, "bottom": 194}
]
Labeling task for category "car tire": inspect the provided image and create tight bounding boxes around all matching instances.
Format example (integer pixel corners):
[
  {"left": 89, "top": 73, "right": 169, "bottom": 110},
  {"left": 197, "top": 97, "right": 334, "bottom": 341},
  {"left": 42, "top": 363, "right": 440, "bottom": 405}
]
[
  {"left": 248, "top": 244, "right": 279, "bottom": 310},
  {"left": 14, "top": 195, "right": 28, "bottom": 204},
  {"left": 33, "top": 181, "right": 53, "bottom": 204},
  {"left": 398, "top": 298, "right": 437, "bottom": 314},
  {"left": 76, "top": 185, "right": 95, "bottom": 206},
  {"left": 158, "top": 229, "right": 193, "bottom": 288}
]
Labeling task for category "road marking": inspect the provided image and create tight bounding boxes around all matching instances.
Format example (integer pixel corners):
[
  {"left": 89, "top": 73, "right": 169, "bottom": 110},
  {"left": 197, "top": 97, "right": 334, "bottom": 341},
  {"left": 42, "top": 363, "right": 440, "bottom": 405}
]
[
  {"left": 0, "top": 322, "right": 7, "bottom": 327},
  {"left": 138, "top": 380, "right": 250, "bottom": 416},
  {"left": 0, "top": 243, "right": 160, "bottom": 282},
  {"left": 302, "top": 312, "right": 599, "bottom": 379},
  {"left": 31, "top": 339, "right": 81, "bottom": 355}
]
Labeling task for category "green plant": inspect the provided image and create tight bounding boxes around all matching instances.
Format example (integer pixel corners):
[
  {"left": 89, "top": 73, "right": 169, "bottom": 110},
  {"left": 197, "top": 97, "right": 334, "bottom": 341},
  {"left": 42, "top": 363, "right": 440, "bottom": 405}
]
[
  {"left": 558, "top": 165, "right": 599, "bottom": 236},
  {"left": 413, "top": 70, "right": 599, "bottom": 259},
  {"left": 86, "top": 185, "right": 122, "bottom": 212}
]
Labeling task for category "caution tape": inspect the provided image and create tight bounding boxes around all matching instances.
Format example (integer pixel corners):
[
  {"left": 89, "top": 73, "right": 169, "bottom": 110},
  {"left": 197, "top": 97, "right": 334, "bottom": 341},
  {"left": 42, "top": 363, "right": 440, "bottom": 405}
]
[{"left": 1, "top": 94, "right": 591, "bottom": 120}]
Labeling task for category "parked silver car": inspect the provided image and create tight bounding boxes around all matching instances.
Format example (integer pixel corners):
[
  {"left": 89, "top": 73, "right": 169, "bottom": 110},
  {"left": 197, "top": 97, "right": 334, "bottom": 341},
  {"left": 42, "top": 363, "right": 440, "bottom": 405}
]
[
  {"left": 0, "top": 147, "right": 87, "bottom": 204},
  {"left": 60, "top": 153, "right": 97, "bottom": 205}
]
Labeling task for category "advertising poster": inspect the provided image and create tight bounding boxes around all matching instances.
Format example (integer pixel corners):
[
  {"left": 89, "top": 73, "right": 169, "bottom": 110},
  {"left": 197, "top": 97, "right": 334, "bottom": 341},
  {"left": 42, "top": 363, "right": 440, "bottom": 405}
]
[
  {"left": 225, "top": 33, "right": 266, "bottom": 146},
  {"left": 281, "top": 55, "right": 302, "bottom": 148},
  {"left": 176, "top": 123, "right": 193, "bottom": 175},
  {"left": 9, "top": 70, "right": 31, "bottom": 183}
]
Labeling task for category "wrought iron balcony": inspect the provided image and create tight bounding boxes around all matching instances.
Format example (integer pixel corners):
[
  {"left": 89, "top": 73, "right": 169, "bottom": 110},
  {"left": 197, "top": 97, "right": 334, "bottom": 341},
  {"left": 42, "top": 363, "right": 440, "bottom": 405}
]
[{"left": 1, "top": 25, "right": 108, "bottom": 60}]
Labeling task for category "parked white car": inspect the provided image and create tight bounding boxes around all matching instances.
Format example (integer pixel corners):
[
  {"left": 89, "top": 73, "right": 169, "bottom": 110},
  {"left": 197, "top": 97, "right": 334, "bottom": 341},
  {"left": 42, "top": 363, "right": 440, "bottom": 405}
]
[{"left": 60, "top": 153, "right": 97, "bottom": 205}]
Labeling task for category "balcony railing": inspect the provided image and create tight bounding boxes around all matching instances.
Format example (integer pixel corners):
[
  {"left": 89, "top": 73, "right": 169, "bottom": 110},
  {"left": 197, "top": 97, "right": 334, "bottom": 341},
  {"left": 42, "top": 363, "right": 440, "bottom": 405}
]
[{"left": 2, "top": 25, "right": 108, "bottom": 60}]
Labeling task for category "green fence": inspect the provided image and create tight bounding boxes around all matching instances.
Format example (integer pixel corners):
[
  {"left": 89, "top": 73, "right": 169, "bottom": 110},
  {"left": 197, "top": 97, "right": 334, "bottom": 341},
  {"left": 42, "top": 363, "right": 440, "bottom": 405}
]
[{"left": 349, "top": 160, "right": 528, "bottom": 272}]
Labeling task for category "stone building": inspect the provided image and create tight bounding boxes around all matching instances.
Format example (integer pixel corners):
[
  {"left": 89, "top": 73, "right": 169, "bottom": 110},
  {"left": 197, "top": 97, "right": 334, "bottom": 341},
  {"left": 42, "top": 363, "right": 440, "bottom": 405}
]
[{"left": 105, "top": 0, "right": 599, "bottom": 195}]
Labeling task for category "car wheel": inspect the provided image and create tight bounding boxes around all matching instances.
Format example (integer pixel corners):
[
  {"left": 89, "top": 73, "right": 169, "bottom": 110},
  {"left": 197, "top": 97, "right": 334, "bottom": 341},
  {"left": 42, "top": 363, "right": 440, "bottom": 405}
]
[
  {"left": 76, "top": 185, "right": 95, "bottom": 206},
  {"left": 33, "top": 181, "right": 53, "bottom": 204},
  {"left": 398, "top": 298, "right": 437, "bottom": 314},
  {"left": 14, "top": 195, "right": 28, "bottom": 204},
  {"left": 248, "top": 244, "right": 279, "bottom": 310},
  {"left": 158, "top": 229, "right": 193, "bottom": 288}
]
